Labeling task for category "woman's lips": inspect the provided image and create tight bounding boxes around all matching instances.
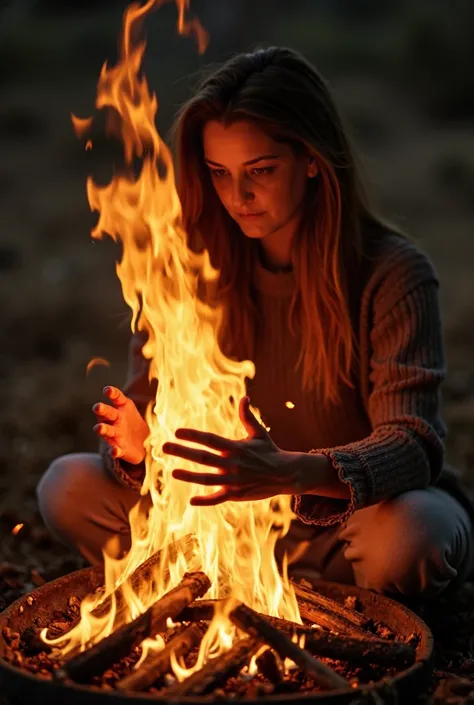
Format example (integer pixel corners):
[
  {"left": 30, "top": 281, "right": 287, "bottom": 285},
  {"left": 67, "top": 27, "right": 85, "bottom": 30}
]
[{"left": 237, "top": 212, "right": 265, "bottom": 218}]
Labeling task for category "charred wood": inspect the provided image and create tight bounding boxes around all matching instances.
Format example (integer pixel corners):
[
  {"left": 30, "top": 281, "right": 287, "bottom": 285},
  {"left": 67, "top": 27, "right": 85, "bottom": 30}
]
[
  {"left": 178, "top": 599, "right": 332, "bottom": 636},
  {"left": 292, "top": 582, "right": 371, "bottom": 631},
  {"left": 297, "top": 600, "right": 372, "bottom": 639},
  {"left": 165, "top": 636, "right": 261, "bottom": 697},
  {"left": 304, "top": 630, "right": 416, "bottom": 668},
  {"left": 180, "top": 593, "right": 374, "bottom": 641},
  {"left": 55, "top": 571, "right": 210, "bottom": 684},
  {"left": 116, "top": 623, "right": 205, "bottom": 691},
  {"left": 230, "top": 603, "right": 351, "bottom": 692},
  {"left": 177, "top": 599, "right": 215, "bottom": 622},
  {"left": 91, "top": 533, "right": 199, "bottom": 621}
]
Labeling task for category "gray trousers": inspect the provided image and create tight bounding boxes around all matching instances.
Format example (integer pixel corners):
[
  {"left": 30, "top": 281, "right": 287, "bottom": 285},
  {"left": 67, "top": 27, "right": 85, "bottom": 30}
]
[{"left": 37, "top": 453, "right": 474, "bottom": 599}]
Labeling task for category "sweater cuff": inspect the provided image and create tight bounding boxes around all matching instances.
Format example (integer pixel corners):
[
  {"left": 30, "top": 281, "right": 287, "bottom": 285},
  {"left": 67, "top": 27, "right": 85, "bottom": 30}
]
[
  {"left": 101, "top": 445, "right": 145, "bottom": 492},
  {"left": 292, "top": 448, "right": 370, "bottom": 527}
]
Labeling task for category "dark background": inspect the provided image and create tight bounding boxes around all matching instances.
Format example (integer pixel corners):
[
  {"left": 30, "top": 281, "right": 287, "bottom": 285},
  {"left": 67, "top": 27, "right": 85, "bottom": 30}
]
[{"left": 0, "top": 0, "right": 473, "bottom": 552}]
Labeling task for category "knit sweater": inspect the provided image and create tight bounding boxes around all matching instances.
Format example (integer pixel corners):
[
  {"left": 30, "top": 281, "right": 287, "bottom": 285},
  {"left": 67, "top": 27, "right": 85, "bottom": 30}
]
[{"left": 101, "top": 231, "right": 473, "bottom": 527}]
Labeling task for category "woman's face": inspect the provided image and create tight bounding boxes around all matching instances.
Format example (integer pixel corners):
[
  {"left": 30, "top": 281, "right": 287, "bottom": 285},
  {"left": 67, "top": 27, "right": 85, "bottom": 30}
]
[{"left": 202, "top": 120, "right": 316, "bottom": 243}]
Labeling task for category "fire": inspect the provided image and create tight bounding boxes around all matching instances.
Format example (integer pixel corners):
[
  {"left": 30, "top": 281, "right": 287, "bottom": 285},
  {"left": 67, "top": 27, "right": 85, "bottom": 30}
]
[
  {"left": 11, "top": 523, "right": 23, "bottom": 536},
  {"left": 44, "top": 0, "right": 299, "bottom": 676},
  {"left": 86, "top": 357, "right": 110, "bottom": 375}
]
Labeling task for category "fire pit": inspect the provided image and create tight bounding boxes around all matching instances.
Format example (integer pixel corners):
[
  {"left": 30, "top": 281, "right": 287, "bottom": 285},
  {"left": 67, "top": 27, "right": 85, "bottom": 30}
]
[{"left": 0, "top": 561, "right": 434, "bottom": 704}]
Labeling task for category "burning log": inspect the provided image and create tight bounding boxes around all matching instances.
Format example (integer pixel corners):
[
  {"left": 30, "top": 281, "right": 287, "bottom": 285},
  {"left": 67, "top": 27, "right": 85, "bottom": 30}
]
[
  {"left": 44, "top": 536, "right": 200, "bottom": 645},
  {"left": 56, "top": 571, "right": 210, "bottom": 684},
  {"left": 292, "top": 582, "right": 371, "bottom": 631},
  {"left": 91, "top": 533, "right": 199, "bottom": 621},
  {"left": 304, "top": 631, "right": 416, "bottom": 669},
  {"left": 165, "top": 636, "right": 262, "bottom": 697},
  {"left": 178, "top": 600, "right": 415, "bottom": 669},
  {"left": 180, "top": 591, "right": 375, "bottom": 641},
  {"left": 178, "top": 600, "right": 344, "bottom": 636},
  {"left": 230, "top": 603, "right": 351, "bottom": 692},
  {"left": 296, "top": 598, "right": 372, "bottom": 639},
  {"left": 176, "top": 599, "right": 213, "bottom": 621},
  {"left": 116, "top": 623, "right": 205, "bottom": 692},
  {"left": 293, "top": 582, "right": 378, "bottom": 640}
]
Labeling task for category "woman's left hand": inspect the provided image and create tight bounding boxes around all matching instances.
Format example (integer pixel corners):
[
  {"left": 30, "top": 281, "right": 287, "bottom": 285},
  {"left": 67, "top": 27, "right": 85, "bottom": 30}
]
[{"left": 162, "top": 396, "right": 305, "bottom": 506}]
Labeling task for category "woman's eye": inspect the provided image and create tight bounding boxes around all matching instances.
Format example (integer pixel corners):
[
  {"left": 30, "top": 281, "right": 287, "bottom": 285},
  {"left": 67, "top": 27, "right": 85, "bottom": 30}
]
[
  {"left": 210, "top": 168, "right": 228, "bottom": 178},
  {"left": 251, "top": 166, "right": 276, "bottom": 176}
]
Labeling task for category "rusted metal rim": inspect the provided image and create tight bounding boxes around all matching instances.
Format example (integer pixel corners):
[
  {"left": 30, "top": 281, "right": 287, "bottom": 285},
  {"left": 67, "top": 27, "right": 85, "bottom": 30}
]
[{"left": 0, "top": 566, "right": 434, "bottom": 704}]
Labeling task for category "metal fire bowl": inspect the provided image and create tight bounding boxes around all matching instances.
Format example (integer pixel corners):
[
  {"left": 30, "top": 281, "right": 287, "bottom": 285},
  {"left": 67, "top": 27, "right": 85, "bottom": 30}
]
[{"left": 0, "top": 565, "right": 434, "bottom": 704}]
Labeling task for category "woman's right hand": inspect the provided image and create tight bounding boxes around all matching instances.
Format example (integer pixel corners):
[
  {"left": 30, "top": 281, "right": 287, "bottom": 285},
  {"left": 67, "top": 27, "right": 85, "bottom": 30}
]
[{"left": 93, "top": 386, "right": 149, "bottom": 465}]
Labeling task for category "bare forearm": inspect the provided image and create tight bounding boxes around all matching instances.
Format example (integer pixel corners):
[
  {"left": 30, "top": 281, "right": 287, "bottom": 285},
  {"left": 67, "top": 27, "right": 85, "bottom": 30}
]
[{"left": 293, "top": 452, "right": 351, "bottom": 499}]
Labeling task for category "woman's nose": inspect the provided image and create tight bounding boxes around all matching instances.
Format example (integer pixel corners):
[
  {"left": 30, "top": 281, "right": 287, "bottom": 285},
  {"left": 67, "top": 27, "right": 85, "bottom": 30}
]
[{"left": 231, "top": 177, "right": 254, "bottom": 208}]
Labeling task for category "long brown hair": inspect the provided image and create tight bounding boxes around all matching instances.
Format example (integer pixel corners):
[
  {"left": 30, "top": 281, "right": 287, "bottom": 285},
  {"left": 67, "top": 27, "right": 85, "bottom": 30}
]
[{"left": 171, "top": 46, "right": 393, "bottom": 404}]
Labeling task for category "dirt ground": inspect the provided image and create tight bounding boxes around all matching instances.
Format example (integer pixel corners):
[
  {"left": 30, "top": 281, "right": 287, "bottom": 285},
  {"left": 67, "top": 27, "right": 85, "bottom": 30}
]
[{"left": 0, "top": 4, "right": 474, "bottom": 703}]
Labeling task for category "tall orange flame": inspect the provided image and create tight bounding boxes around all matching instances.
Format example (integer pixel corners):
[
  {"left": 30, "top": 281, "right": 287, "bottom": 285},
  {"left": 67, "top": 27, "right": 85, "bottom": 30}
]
[{"left": 45, "top": 0, "right": 298, "bottom": 674}]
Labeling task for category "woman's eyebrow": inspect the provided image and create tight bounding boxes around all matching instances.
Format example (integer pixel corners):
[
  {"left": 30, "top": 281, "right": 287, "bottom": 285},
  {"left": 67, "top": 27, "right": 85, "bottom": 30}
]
[{"left": 204, "top": 154, "right": 281, "bottom": 167}]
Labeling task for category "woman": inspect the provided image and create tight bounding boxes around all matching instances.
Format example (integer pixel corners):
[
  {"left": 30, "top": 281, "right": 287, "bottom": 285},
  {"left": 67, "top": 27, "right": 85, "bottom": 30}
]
[{"left": 37, "top": 47, "right": 474, "bottom": 599}]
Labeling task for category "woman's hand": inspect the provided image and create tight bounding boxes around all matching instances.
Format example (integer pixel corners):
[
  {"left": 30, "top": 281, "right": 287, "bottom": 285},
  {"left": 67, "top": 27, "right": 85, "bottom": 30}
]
[
  {"left": 93, "top": 386, "right": 149, "bottom": 465},
  {"left": 162, "top": 396, "right": 308, "bottom": 506}
]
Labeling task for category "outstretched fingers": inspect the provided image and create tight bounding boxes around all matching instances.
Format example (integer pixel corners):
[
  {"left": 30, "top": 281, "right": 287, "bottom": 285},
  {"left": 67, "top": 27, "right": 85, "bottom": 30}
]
[
  {"left": 163, "top": 442, "right": 233, "bottom": 469},
  {"left": 92, "top": 388, "right": 126, "bottom": 460},
  {"left": 174, "top": 428, "right": 236, "bottom": 452},
  {"left": 172, "top": 469, "right": 240, "bottom": 486},
  {"left": 93, "top": 423, "right": 116, "bottom": 440},
  {"left": 93, "top": 422, "right": 123, "bottom": 458},
  {"left": 92, "top": 402, "right": 119, "bottom": 423},
  {"left": 103, "top": 386, "right": 128, "bottom": 408},
  {"left": 239, "top": 396, "right": 267, "bottom": 439},
  {"left": 190, "top": 489, "right": 232, "bottom": 506}
]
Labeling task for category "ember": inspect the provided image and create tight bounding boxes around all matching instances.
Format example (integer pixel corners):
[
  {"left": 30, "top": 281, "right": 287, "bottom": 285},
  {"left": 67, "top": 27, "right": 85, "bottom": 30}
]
[{"left": 86, "top": 357, "right": 111, "bottom": 375}]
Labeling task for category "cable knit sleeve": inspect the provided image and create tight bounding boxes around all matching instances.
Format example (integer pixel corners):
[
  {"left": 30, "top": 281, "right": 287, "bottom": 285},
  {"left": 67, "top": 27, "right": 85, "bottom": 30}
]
[
  {"left": 293, "top": 242, "right": 447, "bottom": 526},
  {"left": 100, "top": 330, "right": 156, "bottom": 491}
]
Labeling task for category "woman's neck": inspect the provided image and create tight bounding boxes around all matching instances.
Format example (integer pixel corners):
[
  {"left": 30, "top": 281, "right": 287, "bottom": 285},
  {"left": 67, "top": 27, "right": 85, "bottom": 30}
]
[
  {"left": 259, "top": 229, "right": 295, "bottom": 272},
  {"left": 257, "top": 243, "right": 293, "bottom": 273},
  {"left": 258, "top": 208, "right": 303, "bottom": 271}
]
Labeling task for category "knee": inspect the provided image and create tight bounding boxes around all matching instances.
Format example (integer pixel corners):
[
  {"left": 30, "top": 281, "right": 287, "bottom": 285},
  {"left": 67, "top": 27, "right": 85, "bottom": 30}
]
[
  {"left": 37, "top": 453, "right": 103, "bottom": 537},
  {"left": 343, "top": 491, "right": 459, "bottom": 598}
]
